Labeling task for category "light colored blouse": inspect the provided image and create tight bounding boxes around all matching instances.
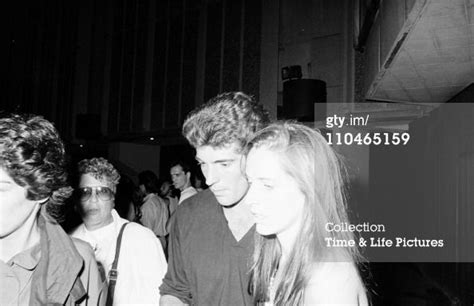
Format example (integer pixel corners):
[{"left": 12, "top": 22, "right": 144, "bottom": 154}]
[{"left": 71, "top": 209, "right": 167, "bottom": 305}]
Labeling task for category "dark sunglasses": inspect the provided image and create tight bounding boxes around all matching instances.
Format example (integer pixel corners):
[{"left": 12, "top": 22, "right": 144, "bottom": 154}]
[{"left": 76, "top": 186, "right": 114, "bottom": 202}]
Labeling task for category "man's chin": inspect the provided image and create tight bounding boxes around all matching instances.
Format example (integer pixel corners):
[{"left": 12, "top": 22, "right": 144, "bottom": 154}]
[
  {"left": 217, "top": 201, "right": 234, "bottom": 207},
  {"left": 215, "top": 196, "right": 242, "bottom": 208}
]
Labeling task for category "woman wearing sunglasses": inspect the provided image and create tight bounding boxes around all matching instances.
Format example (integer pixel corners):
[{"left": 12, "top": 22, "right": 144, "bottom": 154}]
[
  {"left": 71, "top": 157, "right": 167, "bottom": 305},
  {"left": 245, "top": 122, "right": 368, "bottom": 305}
]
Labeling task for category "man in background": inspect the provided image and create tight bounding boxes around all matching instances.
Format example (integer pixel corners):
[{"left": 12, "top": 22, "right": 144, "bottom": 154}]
[{"left": 170, "top": 160, "right": 198, "bottom": 206}]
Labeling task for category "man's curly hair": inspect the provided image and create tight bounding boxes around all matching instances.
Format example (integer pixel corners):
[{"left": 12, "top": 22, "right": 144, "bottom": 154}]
[
  {"left": 182, "top": 92, "right": 270, "bottom": 152},
  {"left": 77, "top": 157, "right": 120, "bottom": 188},
  {"left": 0, "top": 114, "right": 73, "bottom": 222}
]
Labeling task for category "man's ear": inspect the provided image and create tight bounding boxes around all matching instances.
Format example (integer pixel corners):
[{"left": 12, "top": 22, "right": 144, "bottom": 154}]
[{"left": 186, "top": 172, "right": 191, "bottom": 182}]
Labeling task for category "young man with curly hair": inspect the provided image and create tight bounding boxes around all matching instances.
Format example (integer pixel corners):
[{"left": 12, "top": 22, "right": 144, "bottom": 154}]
[
  {"left": 160, "top": 92, "right": 270, "bottom": 305},
  {"left": 71, "top": 157, "right": 167, "bottom": 305},
  {"left": 0, "top": 114, "right": 104, "bottom": 305}
]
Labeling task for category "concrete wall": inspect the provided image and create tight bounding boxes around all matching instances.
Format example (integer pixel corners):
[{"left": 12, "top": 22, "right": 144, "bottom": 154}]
[{"left": 361, "top": 0, "right": 419, "bottom": 97}]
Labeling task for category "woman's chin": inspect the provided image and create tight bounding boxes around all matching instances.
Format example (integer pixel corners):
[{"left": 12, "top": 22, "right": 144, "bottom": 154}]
[{"left": 256, "top": 224, "right": 276, "bottom": 237}]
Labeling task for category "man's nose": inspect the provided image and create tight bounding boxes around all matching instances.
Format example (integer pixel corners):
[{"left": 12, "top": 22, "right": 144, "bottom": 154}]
[{"left": 204, "top": 166, "right": 218, "bottom": 186}]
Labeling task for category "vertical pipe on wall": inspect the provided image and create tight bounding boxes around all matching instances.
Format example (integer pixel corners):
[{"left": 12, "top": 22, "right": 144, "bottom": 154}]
[
  {"left": 177, "top": 0, "right": 186, "bottom": 124},
  {"left": 101, "top": 0, "right": 114, "bottom": 136},
  {"left": 194, "top": 1, "right": 207, "bottom": 107},
  {"left": 259, "top": 0, "right": 279, "bottom": 119},
  {"left": 161, "top": 0, "right": 171, "bottom": 129},
  {"left": 238, "top": 0, "right": 245, "bottom": 91},
  {"left": 219, "top": 0, "right": 226, "bottom": 93},
  {"left": 142, "top": 0, "right": 156, "bottom": 131}
]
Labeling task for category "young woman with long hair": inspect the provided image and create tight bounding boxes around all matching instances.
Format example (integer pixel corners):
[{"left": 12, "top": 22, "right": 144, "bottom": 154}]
[{"left": 245, "top": 121, "right": 368, "bottom": 305}]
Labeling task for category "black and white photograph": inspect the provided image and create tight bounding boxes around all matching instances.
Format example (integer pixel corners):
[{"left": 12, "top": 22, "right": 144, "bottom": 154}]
[{"left": 1, "top": 0, "right": 473, "bottom": 305}]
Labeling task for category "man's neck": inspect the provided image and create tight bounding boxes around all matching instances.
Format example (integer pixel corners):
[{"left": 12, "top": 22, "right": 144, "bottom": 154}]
[
  {"left": 0, "top": 205, "right": 41, "bottom": 262},
  {"left": 222, "top": 199, "right": 255, "bottom": 242},
  {"left": 180, "top": 183, "right": 191, "bottom": 192}
]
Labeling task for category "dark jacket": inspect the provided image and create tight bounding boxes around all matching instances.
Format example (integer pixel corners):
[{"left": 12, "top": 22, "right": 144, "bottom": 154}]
[{"left": 30, "top": 208, "right": 105, "bottom": 305}]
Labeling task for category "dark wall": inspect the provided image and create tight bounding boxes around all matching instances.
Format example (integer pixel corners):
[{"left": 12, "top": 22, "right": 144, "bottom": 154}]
[
  {"left": 1, "top": 0, "right": 79, "bottom": 139},
  {"left": 2, "top": 0, "right": 263, "bottom": 143}
]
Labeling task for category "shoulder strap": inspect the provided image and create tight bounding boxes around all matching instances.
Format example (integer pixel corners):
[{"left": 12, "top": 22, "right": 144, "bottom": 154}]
[{"left": 106, "top": 222, "right": 129, "bottom": 306}]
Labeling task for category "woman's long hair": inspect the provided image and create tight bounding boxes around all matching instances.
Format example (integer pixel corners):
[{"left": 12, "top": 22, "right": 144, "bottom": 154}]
[{"left": 247, "top": 122, "right": 362, "bottom": 305}]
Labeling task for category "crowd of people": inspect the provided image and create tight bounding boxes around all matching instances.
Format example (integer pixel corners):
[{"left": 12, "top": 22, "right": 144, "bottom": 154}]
[{"left": 0, "top": 91, "right": 368, "bottom": 305}]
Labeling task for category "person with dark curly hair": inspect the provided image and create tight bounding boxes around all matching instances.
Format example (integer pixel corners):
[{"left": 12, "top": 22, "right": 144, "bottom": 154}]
[
  {"left": 71, "top": 157, "right": 167, "bottom": 305},
  {"left": 0, "top": 114, "right": 104, "bottom": 305},
  {"left": 160, "top": 92, "right": 270, "bottom": 306}
]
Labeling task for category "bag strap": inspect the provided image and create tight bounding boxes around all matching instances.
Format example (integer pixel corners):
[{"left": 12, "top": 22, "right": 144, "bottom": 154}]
[{"left": 106, "top": 222, "right": 129, "bottom": 306}]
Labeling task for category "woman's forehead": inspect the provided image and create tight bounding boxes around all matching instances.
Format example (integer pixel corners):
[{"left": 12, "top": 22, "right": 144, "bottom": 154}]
[
  {"left": 79, "top": 173, "right": 112, "bottom": 187},
  {"left": 246, "top": 148, "right": 283, "bottom": 177}
]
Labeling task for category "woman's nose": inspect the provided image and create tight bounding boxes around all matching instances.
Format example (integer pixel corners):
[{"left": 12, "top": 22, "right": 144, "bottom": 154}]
[{"left": 245, "top": 184, "right": 261, "bottom": 214}]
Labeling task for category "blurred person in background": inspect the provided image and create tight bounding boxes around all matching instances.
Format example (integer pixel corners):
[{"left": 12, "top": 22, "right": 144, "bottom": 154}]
[
  {"left": 170, "top": 160, "right": 197, "bottom": 205},
  {"left": 159, "top": 180, "right": 178, "bottom": 215},
  {"left": 192, "top": 169, "right": 207, "bottom": 192},
  {"left": 138, "top": 170, "right": 169, "bottom": 250},
  {"left": 114, "top": 174, "right": 136, "bottom": 220}
]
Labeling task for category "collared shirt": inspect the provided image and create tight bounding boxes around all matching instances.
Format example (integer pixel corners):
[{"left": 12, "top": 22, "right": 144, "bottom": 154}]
[
  {"left": 178, "top": 186, "right": 198, "bottom": 204},
  {"left": 0, "top": 244, "right": 40, "bottom": 305},
  {"left": 71, "top": 209, "right": 167, "bottom": 305},
  {"left": 141, "top": 193, "right": 169, "bottom": 237}
]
